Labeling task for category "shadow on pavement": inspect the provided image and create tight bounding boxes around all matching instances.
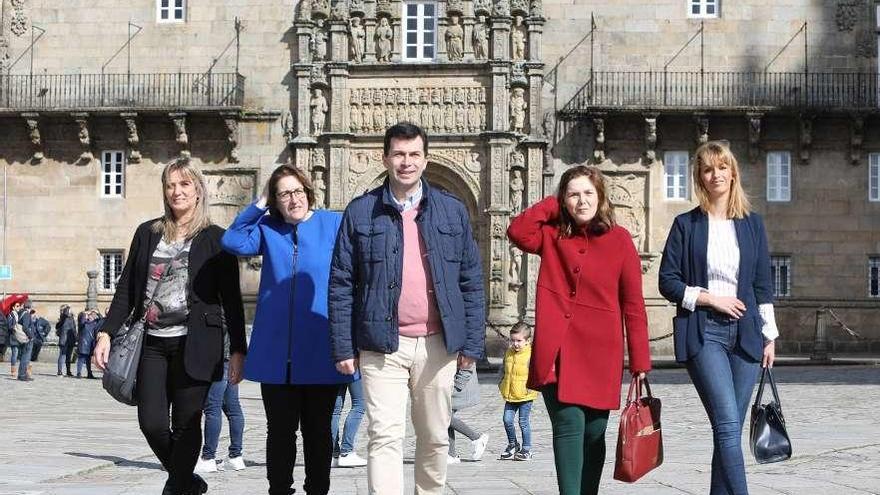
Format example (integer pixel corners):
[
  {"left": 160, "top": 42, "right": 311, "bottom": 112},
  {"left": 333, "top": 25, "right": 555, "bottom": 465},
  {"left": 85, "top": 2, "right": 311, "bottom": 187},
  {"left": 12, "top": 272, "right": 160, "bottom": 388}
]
[{"left": 65, "top": 452, "right": 164, "bottom": 471}]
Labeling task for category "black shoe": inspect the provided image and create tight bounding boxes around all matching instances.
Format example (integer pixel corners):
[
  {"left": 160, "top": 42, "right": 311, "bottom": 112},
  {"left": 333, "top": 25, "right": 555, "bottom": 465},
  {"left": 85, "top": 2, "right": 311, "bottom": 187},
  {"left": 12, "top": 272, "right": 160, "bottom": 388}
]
[
  {"left": 161, "top": 479, "right": 174, "bottom": 495},
  {"left": 66, "top": 372, "right": 73, "bottom": 377},
  {"left": 17, "top": 377, "right": 34, "bottom": 382},
  {"left": 191, "top": 473, "right": 208, "bottom": 494},
  {"left": 87, "top": 374, "right": 97, "bottom": 379}
]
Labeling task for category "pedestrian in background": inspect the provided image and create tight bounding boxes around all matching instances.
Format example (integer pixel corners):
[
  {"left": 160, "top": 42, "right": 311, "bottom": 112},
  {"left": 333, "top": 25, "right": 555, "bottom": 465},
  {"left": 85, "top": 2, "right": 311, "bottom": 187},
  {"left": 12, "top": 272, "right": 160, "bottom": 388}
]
[
  {"left": 447, "top": 362, "right": 488, "bottom": 464},
  {"left": 56, "top": 305, "right": 77, "bottom": 377},
  {"left": 659, "top": 141, "right": 778, "bottom": 494},
  {"left": 497, "top": 322, "right": 538, "bottom": 461}
]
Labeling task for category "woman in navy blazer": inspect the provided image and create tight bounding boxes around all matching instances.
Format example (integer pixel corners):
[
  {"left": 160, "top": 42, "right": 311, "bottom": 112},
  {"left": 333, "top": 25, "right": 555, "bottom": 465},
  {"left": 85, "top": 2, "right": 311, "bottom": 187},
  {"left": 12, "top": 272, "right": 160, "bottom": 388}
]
[{"left": 659, "top": 141, "right": 778, "bottom": 495}]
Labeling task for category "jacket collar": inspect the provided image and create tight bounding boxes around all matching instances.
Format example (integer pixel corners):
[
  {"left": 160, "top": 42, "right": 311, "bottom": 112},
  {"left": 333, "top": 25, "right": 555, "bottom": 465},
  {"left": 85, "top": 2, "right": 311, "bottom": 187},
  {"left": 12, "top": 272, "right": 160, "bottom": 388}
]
[{"left": 381, "top": 178, "right": 433, "bottom": 213}]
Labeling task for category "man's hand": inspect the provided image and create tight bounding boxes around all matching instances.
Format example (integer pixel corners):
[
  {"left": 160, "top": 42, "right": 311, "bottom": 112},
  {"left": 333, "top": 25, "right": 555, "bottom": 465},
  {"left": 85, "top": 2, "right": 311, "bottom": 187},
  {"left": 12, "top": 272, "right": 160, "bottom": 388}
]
[
  {"left": 228, "top": 352, "right": 245, "bottom": 385},
  {"left": 92, "top": 332, "right": 111, "bottom": 371},
  {"left": 336, "top": 358, "right": 359, "bottom": 375},
  {"left": 457, "top": 354, "right": 475, "bottom": 370}
]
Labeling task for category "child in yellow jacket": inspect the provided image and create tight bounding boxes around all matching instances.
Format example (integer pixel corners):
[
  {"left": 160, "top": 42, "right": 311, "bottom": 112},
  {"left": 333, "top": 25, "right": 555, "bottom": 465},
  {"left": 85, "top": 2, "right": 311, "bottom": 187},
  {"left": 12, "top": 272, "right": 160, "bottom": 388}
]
[{"left": 498, "top": 322, "right": 538, "bottom": 460}]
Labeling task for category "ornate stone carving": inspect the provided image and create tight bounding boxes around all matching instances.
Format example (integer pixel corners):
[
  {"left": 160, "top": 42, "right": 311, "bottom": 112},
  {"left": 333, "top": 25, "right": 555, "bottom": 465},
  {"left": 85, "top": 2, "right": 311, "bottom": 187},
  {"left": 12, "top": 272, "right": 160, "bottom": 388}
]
[
  {"left": 204, "top": 170, "right": 257, "bottom": 228},
  {"left": 856, "top": 30, "right": 875, "bottom": 58},
  {"left": 170, "top": 113, "right": 190, "bottom": 159},
  {"left": 494, "top": 0, "right": 510, "bottom": 17},
  {"left": 510, "top": 62, "right": 527, "bottom": 87},
  {"left": 313, "top": 169, "right": 327, "bottom": 208},
  {"left": 850, "top": 114, "right": 864, "bottom": 165},
  {"left": 330, "top": 0, "right": 349, "bottom": 21},
  {"left": 509, "top": 87, "right": 527, "bottom": 133},
  {"left": 347, "top": 149, "right": 382, "bottom": 196},
  {"left": 474, "top": 0, "right": 493, "bottom": 16},
  {"left": 310, "top": 64, "right": 329, "bottom": 88},
  {"left": 695, "top": 114, "right": 709, "bottom": 145},
  {"left": 746, "top": 113, "right": 762, "bottom": 164},
  {"left": 510, "top": 169, "right": 524, "bottom": 214},
  {"left": 465, "top": 151, "right": 482, "bottom": 173},
  {"left": 511, "top": 0, "right": 529, "bottom": 17},
  {"left": 224, "top": 117, "right": 240, "bottom": 163},
  {"left": 592, "top": 116, "right": 605, "bottom": 163},
  {"left": 121, "top": 113, "right": 141, "bottom": 163},
  {"left": 281, "top": 111, "right": 296, "bottom": 142},
  {"left": 445, "top": 15, "right": 465, "bottom": 61},
  {"left": 447, "top": 0, "right": 464, "bottom": 15},
  {"left": 296, "top": 0, "right": 312, "bottom": 21},
  {"left": 643, "top": 115, "right": 656, "bottom": 165},
  {"left": 349, "top": 0, "right": 365, "bottom": 16},
  {"left": 311, "top": 19, "right": 328, "bottom": 60},
  {"left": 511, "top": 16, "right": 526, "bottom": 60},
  {"left": 10, "top": 1, "right": 29, "bottom": 37},
  {"left": 376, "top": 0, "right": 393, "bottom": 18},
  {"left": 349, "top": 17, "right": 366, "bottom": 62},
  {"left": 473, "top": 16, "right": 489, "bottom": 60},
  {"left": 310, "top": 88, "right": 328, "bottom": 135},
  {"left": 798, "top": 114, "right": 813, "bottom": 165},
  {"left": 23, "top": 114, "right": 43, "bottom": 162},
  {"left": 310, "top": 146, "right": 327, "bottom": 171},
  {"left": 375, "top": 17, "right": 393, "bottom": 62},
  {"left": 508, "top": 244, "right": 522, "bottom": 285},
  {"left": 312, "top": 0, "right": 330, "bottom": 18},
  {"left": 607, "top": 174, "right": 646, "bottom": 251},
  {"left": 835, "top": 1, "right": 858, "bottom": 32},
  {"left": 530, "top": 0, "right": 543, "bottom": 17},
  {"left": 73, "top": 114, "right": 92, "bottom": 162},
  {"left": 349, "top": 86, "right": 486, "bottom": 134}
]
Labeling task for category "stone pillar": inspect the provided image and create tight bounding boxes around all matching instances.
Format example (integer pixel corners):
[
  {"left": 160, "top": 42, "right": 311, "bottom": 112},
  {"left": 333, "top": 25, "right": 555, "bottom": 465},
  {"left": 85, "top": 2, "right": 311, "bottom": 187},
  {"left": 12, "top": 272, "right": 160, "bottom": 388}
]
[
  {"left": 329, "top": 20, "right": 349, "bottom": 62},
  {"left": 524, "top": 141, "right": 544, "bottom": 323},
  {"left": 391, "top": 17, "right": 402, "bottom": 62},
  {"left": 525, "top": 62, "right": 543, "bottom": 138},
  {"left": 489, "top": 61, "right": 509, "bottom": 132},
  {"left": 327, "top": 62, "right": 349, "bottom": 133},
  {"left": 364, "top": 18, "right": 377, "bottom": 61},
  {"left": 486, "top": 134, "right": 514, "bottom": 317},
  {"left": 293, "top": 64, "right": 313, "bottom": 138},
  {"left": 328, "top": 140, "right": 350, "bottom": 210},
  {"left": 437, "top": 16, "right": 449, "bottom": 62},
  {"left": 463, "top": 15, "right": 475, "bottom": 61},
  {"left": 295, "top": 21, "right": 314, "bottom": 63},
  {"left": 86, "top": 270, "right": 98, "bottom": 311},
  {"left": 490, "top": 16, "right": 511, "bottom": 60},
  {"left": 526, "top": 18, "right": 543, "bottom": 62}
]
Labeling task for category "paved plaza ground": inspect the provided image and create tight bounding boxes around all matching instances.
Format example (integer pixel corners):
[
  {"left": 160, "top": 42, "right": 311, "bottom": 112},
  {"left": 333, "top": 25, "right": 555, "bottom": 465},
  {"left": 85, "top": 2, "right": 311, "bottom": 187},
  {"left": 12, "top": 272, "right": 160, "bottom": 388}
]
[{"left": 1, "top": 358, "right": 879, "bottom": 495}]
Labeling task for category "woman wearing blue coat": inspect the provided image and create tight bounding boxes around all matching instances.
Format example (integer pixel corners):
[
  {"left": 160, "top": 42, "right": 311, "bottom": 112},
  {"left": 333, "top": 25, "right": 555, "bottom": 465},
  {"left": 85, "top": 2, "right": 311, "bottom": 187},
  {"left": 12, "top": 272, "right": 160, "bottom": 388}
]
[
  {"left": 222, "top": 164, "right": 352, "bottom": 495},
  {"left": 659, "top": 141, "right": 778, "bottom": 495}
]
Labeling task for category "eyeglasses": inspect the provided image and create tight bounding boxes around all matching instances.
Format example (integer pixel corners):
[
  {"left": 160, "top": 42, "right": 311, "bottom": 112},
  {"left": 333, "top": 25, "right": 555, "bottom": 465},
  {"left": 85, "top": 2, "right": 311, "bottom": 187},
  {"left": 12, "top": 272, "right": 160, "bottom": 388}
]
[{"left": 276, "top": 188, "right": 308, "bottom": 202}]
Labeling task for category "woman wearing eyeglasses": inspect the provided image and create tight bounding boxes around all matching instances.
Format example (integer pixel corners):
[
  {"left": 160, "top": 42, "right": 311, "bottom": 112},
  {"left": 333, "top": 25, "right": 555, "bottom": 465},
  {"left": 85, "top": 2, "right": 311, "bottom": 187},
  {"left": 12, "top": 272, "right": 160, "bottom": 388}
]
[{"left": 221, "top": 164, "right": 354, "bottom": 495}]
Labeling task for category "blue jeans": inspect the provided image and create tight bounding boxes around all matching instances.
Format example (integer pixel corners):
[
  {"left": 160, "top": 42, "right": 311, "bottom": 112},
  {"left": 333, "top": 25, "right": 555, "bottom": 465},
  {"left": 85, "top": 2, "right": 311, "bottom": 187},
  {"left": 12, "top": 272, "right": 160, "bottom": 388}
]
[
  {"left": 76, "top": 354, "right": 93, "bottom": 377},
  {"left": 17, "top": 341, "right": 33, "bottom": 379},
  {"left": 503, "top": 400, "right": 533, "bottom": 450},
  {"left": 686, "top": 319, "right": 760, "bottom": 495},
  {"left": 330, "top": 379, "right": 365, "bottom": 455},
  {"left": 202, "top": 363, "right": 244, "bottom": 459},
  {"left": 10, "top": 344, "right": 20, "bottom": 367}
]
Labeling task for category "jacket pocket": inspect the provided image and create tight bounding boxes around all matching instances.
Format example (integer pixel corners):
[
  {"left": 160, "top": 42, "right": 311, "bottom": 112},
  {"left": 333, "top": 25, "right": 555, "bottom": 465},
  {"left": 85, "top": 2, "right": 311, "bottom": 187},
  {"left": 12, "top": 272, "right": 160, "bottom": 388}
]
[
  {"left": 438, "top": 223, "right": 463, "bottom": 261},
  {"left": 355, "top": 224, "right": 386, "bottom": 262}
]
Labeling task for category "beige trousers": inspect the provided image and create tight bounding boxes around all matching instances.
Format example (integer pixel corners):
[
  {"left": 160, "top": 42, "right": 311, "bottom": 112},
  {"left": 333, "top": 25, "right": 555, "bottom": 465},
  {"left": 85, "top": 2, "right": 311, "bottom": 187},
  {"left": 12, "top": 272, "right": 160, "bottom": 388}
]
[{"left": 360, "top": 333, "right": 457, "bottom": 495}]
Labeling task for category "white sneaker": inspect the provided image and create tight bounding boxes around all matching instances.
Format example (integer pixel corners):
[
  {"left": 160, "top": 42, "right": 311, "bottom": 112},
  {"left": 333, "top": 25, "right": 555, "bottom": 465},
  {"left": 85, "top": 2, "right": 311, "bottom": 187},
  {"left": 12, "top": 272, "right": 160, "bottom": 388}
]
[
  {"left": 336, "top": 452, "right": 367, "bottom": 467},
  {"left": 194, "top": 456, "right": 218, "bottom": 473},
  {"left": 447, "top": 454, "right": 461, "bottom": 464},
  {"left": 225, "top": 455, "right": 246, "bottom": 471},
  {"left": 471, "top": 433, "right": 489, "bottom": 461}
]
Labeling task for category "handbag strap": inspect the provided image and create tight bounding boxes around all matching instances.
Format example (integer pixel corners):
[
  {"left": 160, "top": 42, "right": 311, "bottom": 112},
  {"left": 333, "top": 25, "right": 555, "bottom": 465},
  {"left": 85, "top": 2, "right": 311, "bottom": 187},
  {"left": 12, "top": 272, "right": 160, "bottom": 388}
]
[
  {"left": 625, "top": 375, "right": 654, "bottom": 404},
  {"left": 753, "top": 367, "right": 783, "bottom": 413}
]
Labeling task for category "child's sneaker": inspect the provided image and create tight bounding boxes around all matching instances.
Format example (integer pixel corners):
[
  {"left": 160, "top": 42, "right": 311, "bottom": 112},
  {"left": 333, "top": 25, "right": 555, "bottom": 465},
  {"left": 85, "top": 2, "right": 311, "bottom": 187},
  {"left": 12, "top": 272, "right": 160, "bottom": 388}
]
[
  {"left": 499, "top": 443, "right": 519, "bottom": 460},
  {"left": 514, "top": 450, "right": 533, "bottom": 461},
  {"left": 447, "top": 454, "right": 461, "bottom": 464},
  {"left": 336, "top": 452, "right": 367, "bottom": 467}
]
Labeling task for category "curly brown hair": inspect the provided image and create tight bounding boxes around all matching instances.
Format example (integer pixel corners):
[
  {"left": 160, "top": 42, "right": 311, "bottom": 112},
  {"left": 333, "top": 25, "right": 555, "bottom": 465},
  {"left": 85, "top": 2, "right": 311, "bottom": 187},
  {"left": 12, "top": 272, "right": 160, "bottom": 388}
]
[{"left": 555, "top": 165, "right": 615, "bottom": 237}]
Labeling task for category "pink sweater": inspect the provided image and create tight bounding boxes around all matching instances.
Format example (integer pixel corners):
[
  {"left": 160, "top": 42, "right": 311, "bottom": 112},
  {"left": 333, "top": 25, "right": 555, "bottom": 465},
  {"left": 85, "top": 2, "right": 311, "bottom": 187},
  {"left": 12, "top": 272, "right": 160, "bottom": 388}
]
[{"left": 397, "top": 208, "right": 442, "bottom": 337}]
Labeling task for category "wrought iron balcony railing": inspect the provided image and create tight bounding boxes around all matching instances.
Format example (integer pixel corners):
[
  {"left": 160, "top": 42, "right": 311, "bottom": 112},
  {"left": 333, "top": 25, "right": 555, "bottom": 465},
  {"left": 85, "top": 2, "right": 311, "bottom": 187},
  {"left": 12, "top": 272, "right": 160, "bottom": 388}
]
[
  {"left": 559, "top": 71, "right": 879, "bottom": 117},
  {"left": 0, "top": 71, "right": 245, "bottom": 111}
]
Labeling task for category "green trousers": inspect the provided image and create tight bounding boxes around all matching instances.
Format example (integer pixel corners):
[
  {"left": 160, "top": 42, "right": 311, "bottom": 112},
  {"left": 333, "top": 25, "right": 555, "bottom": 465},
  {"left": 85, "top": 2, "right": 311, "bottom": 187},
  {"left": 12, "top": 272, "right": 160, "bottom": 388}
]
[{"left": 542, "top": 385, "right": 610, "bottom": 495}]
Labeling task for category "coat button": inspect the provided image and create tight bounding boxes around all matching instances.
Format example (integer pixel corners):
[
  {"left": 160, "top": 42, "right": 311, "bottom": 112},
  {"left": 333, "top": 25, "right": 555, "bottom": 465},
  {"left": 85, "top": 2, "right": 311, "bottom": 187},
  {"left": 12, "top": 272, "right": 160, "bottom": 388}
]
[
  {"left": 573, "top": 266, "right": 580, "bottom": 273},
  {"left": 385, "top": 316, "right": 392, "bottom": 321},
  {"left": 569, "top": 291, "right": 576, "bottom": 297},
  {"left": 564, "top": 313, "right": 571, "bottom": 319},
  {"left": 388, "top": 283, "right": 396, "bottom": 289},
  {"left": 579, "top": 248, "right": 586, "bottom": 254}
]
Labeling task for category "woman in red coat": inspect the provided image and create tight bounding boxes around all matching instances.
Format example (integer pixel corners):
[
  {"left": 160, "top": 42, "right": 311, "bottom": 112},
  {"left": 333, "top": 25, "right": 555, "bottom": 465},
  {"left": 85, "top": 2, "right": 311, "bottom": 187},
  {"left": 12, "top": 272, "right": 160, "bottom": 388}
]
[{"left": 507, "top": 165, "right": 652, "bottom": 494}]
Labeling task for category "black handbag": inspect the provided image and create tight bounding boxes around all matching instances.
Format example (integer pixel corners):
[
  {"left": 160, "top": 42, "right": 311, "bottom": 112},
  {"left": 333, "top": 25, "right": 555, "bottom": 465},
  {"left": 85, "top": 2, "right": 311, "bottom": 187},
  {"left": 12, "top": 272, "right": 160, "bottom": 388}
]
[
  {"left": 749, "top": 367, "right": 792, "bottom": 464},
  {"left": 102, "top": 266, "right": 169, "bottom": 406}
]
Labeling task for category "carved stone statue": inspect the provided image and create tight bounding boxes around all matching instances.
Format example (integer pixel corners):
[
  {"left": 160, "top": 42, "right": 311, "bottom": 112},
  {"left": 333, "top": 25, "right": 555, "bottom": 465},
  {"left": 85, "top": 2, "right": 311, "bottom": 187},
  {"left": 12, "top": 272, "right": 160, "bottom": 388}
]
[
  {"left": 494, "top": 0, "right": 510, "bottom": 17},
  {"left": 311, "top": 19, "right": 328, "bottom": 60},
  {"left": 467, "top": 103, "right": 480, "bottom": 132},
  {"left": 472, "top": 16, "right": 489, "bottom": 60},
  {"left": 331, "top": 0, "right": 349, "bottom": 20},
  {"left": 375, "top": 17, "right": 393, "bottom": 62},
  {"left": 509, "top": 245, "right": 522, "bottom": 283},
  {"left": 350, "top": 103, "right": 362, "bottom": 132},
  {"left": 310, "top": 88, "right": 328, "bottom": 135},
  {"left": 313, "top": 169, "right": 327, "bottom": 208},
  {"left": 511, "top": 15, "right": 526, "bottom": 60},
  {"left": 466, "top": 151, "right": 481, "bottom": 172},
  {"left": 510, "top": 169, "right": 524, "bottom": 214},
  {"left": 445, "top": 15, "right": 464, "bottom": 61},
  {"left": 281, "top": 110, "right": 295, "bottom": 141},
  {"left": 509, "top": 87, "right": 527, "bottom": 133},
  {"left": 349, "top": 17, "right": 366, "bottom": 62},
  {"left": 362, "top": 104, "right": 373, "bottom": 133},
  {"left": 530, "top": 0, "right": 543, "bottom": 16}
]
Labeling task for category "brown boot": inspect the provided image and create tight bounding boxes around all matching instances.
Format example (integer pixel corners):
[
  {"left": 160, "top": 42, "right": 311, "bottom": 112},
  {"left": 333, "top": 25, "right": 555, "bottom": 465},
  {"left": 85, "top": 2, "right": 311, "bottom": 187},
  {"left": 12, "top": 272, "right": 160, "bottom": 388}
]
[
  {"left": 27, "top": 364, "right": 33, "bottom": 379},
  {"left": 10, "top": 364, "right": 15, "bottom": 377}
]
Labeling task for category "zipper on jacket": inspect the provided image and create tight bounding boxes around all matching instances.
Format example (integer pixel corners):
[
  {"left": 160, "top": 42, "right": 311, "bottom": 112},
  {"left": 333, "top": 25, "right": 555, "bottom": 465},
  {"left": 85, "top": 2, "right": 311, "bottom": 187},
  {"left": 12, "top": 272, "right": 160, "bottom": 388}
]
[{"left": 286, "top": 224, "right": 299, "bottom": 385}]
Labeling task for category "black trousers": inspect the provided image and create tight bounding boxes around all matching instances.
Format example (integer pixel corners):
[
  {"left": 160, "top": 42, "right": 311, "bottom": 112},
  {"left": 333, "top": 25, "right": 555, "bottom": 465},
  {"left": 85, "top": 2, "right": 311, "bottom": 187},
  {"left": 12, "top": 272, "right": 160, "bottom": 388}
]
[
  {"left": 261, "top": 383, "right": 338, "bottom": 495},
  {"left": 137, "top": 335, "right": 210, "bottom": 494}
]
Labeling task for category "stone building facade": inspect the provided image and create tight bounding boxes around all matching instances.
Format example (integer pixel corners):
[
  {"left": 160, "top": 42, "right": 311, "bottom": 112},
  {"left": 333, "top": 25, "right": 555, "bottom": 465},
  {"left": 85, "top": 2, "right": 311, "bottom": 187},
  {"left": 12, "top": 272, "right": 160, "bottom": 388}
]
[{"left": 0, "top": 0, "right": 877, "bottom": 356}]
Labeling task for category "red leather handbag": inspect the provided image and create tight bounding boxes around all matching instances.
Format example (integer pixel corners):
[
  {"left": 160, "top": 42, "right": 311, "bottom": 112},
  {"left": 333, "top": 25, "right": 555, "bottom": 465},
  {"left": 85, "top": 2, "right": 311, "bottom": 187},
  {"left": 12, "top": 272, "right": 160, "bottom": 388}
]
[{"left": 613, "top": 375, "right": 663, "bottom": 482}]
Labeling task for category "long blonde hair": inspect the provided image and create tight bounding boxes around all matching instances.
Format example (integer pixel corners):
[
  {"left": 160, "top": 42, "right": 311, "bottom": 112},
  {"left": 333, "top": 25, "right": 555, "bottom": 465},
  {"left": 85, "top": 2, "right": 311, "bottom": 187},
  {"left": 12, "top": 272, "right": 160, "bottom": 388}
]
[
  {"left": 151, "top": 160, "right": 212, "bottom": 241},
  {"left": 692, "top": 141, "right": 751, "bottom": 219}
]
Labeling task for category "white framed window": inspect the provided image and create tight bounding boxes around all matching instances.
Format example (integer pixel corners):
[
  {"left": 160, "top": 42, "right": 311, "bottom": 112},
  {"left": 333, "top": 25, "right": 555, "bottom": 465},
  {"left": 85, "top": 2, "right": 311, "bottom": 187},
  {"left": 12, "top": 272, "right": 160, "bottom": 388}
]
[
  {"left": 157, "top": 0, "right": 186, "bottom": 23},
  {"left": 663, "top": 151, "right": 689, "bottom": 200},
  {"left": 770, "top": 255, "right": 791, "bottom": 298},
  {"left": 100, "top": 251, "right": 124, "bottom": 292},
  {"left": 869, "top": 152, "right": 880, "bottom": 202},
  {"left": 766, "top": 151, "right": 791, "bottom": 202},
  {"left": 101, "top": 150, "right": 126, "bottom": 197},
  {"left": 402, "top": 2, "right": 437, "bottom": 62},
  {"left": 870, "top": 257, "right": 880, "bottom": 297},
  {"left": 688, "top": 0, "right": 719, "bottom": 18}
]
